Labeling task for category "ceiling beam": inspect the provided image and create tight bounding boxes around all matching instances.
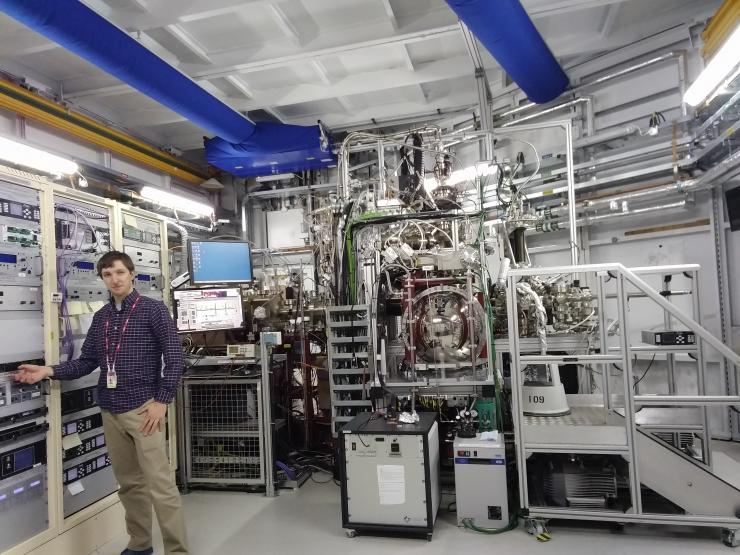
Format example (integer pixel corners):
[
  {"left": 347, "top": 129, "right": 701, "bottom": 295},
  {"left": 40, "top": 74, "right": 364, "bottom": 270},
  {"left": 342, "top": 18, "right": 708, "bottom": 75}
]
[
  {"left": 380, "top": 0, "right": 399, "bottom": 30},
  {"left": 115, "top": 54, "right": 474, "bottom": 128},
  {"left": 523, "top": 0, "right": 630, "bottom": 19},
  {"left": 310, "top": 60, "right": 332, "bottom": 86},
  {"left": 599, "top": 4, "right": 620, "bottom": 37},
  {"left": 225, "top": 75, "right": 254, "bottom": 100},
  {"left": 286, "top": 94, "right": 476, "bottom": 129},
  {"left": 220, "top": 55, "right": 470, "bottom": 115},
  {"left": 62, "top": 22, "right": 461, "bottom": 99},
  {"left": 188, "top": 23, "right": 461, "bottom": 81},
  {"left": 268, "top": 3, "right": 303, "bottom": 45},
  {"left": 163, "top": 24, "right": 212, "bottom": 64}
]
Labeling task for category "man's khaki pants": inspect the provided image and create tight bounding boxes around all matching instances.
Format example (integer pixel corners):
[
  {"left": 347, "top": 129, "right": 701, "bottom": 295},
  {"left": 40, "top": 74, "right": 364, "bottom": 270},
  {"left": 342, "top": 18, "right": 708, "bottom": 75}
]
[{"left": 102, "top": 401, "right": 188, "bottom": 555}]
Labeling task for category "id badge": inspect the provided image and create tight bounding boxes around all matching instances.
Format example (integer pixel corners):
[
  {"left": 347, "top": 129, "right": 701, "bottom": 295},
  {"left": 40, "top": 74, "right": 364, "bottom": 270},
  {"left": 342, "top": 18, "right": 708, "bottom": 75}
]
[{"left": 106, "top": 366, "right": 117, "bottom": 389}]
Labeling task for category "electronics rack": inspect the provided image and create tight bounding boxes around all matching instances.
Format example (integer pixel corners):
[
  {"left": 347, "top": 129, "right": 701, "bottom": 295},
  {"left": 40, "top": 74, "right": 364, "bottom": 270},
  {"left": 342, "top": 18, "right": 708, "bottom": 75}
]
[
  {"left": 54, "top": 196, "right": 119, "bottom": 518},
  {"left": 0, "top": 180, "right": 50, "bottom": 552}
]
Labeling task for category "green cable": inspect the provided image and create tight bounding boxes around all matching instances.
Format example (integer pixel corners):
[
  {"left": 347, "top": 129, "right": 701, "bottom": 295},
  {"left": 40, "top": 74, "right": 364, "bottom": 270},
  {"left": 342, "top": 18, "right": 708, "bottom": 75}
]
[{"left": 461, "top": 512, "right": 519, "bottom": 534}]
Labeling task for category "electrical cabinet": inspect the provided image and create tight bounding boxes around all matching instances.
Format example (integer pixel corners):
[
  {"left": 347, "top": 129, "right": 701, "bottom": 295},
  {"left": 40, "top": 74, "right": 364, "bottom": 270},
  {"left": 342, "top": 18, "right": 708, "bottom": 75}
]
[
  {"left": 0, "top": 179, "right": 50, "bottom": 553},
  {"left": 54, "top": 195, "right": 118, "bottom": 518},
  {"left": 0, "top": 166, "right": 176, "bottom": 554},
  {"left": 453, "top": 435, "right": 509, "bottom": 528},
  {"left": 339, "top": 412, "right": 440, "bottom": 540}
]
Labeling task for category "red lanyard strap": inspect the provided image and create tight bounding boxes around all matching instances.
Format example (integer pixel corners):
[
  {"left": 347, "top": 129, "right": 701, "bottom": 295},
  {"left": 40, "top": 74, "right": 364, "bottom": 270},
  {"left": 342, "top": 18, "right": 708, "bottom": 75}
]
[{"left": 104, "top": 296, "right": 141, "bottom": 372}]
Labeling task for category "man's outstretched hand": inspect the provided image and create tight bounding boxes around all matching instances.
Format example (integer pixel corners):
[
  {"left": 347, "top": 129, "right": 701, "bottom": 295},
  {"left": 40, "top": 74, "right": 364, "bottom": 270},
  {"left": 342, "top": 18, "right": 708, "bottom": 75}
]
[{"left": 15, "top": 364, "right": 53, "bottom": 384}]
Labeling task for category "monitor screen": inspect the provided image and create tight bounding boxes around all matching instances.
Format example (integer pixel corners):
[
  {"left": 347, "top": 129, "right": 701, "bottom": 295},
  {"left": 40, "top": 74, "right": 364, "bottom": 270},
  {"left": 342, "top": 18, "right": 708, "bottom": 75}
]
[
  {"left": 189, "top": 240, "right": 253, "bottom": 284},
  {"left": 173, "top": 288, "right": 244, "bottom": 333}
]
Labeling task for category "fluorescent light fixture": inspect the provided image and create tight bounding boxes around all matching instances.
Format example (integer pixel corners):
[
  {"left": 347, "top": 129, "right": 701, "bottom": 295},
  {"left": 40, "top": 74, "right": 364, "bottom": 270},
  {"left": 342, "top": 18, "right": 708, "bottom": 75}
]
[
  {"left": 684, "top": 24, "right": 740, "bottom": 107},
  {"left": 0, "top": 135, "right": 78, "bottom": 175},
  {"left": 446, "top": 162, "right": 498, "bottom": 187},
  {"left": 140, "top": 186, "right": 214, "bottom": 218}
]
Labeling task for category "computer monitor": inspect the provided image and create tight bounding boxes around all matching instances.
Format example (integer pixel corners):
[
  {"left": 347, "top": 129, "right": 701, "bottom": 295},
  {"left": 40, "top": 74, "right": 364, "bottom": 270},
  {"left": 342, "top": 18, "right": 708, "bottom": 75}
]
[
  {"left": 189, "top": 240, "right": 253, "bottom": 285},
  {"left": 173, "top": 287, "right": 244, "bottom": 333}
]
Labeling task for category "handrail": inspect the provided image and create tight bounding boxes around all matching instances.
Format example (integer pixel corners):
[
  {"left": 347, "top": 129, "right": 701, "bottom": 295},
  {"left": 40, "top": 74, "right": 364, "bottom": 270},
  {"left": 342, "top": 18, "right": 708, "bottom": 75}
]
[
  {"left": 620, "top": 264, "right": 740, "bottom": 368},
  {"left": 508, "top": 262, "right": 740, "bottom": 368}
]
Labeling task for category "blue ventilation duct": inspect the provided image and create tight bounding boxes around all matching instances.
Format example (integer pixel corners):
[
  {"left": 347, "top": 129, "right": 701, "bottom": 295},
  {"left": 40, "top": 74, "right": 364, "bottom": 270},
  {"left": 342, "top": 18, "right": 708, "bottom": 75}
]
[
  {"left": 0, "top": 0, "right": 335, "bottom": 175},
  {"left": 205, "top": 123, "right": 335, "bottom": 177},
  {"left": 445, "top": 0, "right": 569, "bottom": 104}
]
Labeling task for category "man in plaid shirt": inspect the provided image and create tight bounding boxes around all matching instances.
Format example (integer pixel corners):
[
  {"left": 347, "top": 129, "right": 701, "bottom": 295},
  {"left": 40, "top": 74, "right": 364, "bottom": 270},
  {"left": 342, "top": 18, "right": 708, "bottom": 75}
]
[{"left": 15, "top": 251, "right": 188, "bottom": 555}]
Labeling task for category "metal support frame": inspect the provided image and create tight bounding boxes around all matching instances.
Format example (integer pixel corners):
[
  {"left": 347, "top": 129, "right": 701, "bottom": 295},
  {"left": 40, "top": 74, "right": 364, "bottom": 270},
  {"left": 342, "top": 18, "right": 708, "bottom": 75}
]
[
  {"left": 507, "top": 262, "right": 740, "bottom": 530},
  {"left": 260, "top": 339, "right": 276, "bottom": 497},
  {"left": 492, "top": 120, "right": 578, "bottom": 265}
]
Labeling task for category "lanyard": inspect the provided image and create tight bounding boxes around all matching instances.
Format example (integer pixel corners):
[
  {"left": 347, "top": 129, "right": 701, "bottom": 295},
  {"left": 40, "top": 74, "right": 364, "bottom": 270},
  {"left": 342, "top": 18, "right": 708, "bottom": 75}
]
[{"left": 104, "top": 296, "right": 141, "bottom": 374}]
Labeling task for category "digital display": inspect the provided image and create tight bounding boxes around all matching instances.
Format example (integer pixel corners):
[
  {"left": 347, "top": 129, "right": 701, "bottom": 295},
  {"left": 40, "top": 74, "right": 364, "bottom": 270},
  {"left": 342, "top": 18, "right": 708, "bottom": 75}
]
[
  {"left": 0, "top": 253, "right": 17, "bottom": 264},
  {"left": 173, "top": 287, "right": 244, "bottom": 333},
  {"left": 9, "top": 204, "right": 22, "bottom": 217},
  {"left": 96, "top": 435, "right": 105, "bottom": 447},
  {"left": 73, "top": 261, "right": 95, "bottom": 270},
  {"left": 67, "top": 467, "right": 78, "bottom": 481},
  {"left": 14, "top": 446, "right": 33, "bottom": 472},
  {"left": 96, "top": 455, "right": 106, "bottom": 468},
  {"left": 66, "top": 423, "right": 77, "bottom": 435},
  {"left": 189, "top": 241, "right": 252, "bottom": 284},
  {"left": 136, "top": 274, "right": 151, "bottom": 282}
]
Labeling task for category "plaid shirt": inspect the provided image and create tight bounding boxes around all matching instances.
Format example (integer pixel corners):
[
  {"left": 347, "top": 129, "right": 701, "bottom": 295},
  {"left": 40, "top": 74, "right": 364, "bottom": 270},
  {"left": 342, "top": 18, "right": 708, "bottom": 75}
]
[{"left": 53, "top": 289, "right": 184, "bottom": 413}]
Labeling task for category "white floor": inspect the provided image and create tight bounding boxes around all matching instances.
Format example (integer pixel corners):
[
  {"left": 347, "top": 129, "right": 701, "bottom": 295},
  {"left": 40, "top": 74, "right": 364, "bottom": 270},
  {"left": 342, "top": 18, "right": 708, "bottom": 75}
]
[{"left": 91, "top": 445, "right": 740, "bottom": 555}]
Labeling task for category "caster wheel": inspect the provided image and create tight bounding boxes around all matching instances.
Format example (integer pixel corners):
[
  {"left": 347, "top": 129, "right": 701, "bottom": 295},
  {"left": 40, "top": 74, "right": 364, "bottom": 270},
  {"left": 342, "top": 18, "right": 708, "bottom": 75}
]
[
  {"left": 722, "top": 528, "right": 739, "bottom": 547},
  {"left": 345, "top": 529, "right": 357, "bottom": 538},
  {"left": 426, "top": 534, "right": 433, "bottom": 542}
]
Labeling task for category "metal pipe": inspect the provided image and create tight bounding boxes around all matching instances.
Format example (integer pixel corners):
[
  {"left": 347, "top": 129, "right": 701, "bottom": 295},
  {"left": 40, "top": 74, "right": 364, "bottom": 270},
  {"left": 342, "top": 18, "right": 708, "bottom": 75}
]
[
  {"left": 634, "top": 395, "right": 740, "bottom": 406},
  {"left": 573, "top": 124, "right": 642, "bottom": 149},
  {"left": 565, "top": 121, "right": 578, "bottom": 265},
  {"left": 164, "top": 219, "right": 189, "bottom": 272},
  {"left": 580, "top": 201, "right": 686, "bottom": 224},
  {"left": 500, "top": 98, "right": 591, "bottom": 127},
  {"left": 495, "top": 51, "right": 685, "bottom": 120},
  {"left": 695, "top": 89, "right": 740, "bottom": 138},
  {"left": 690, "top": 149, "right": 740, "bottom": 189}
]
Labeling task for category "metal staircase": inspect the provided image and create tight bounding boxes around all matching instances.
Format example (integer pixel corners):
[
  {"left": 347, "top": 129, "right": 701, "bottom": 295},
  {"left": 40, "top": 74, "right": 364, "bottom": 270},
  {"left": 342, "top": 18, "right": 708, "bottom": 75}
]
[{"left": 506, "top": 263, "right": 740, "bottom": 544}]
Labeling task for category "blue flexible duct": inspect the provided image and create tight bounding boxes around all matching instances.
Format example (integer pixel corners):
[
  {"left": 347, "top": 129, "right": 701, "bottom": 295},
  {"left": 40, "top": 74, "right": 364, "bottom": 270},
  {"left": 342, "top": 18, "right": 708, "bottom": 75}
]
[
  {"left": 445, "top": 0, "right": 569, "bottom": 104},
  {"left": 0, "top": 0, "right": 335, "bottom": 175},
  {"left": 0, "top": 0, "right": 254, "bottom": 143}
]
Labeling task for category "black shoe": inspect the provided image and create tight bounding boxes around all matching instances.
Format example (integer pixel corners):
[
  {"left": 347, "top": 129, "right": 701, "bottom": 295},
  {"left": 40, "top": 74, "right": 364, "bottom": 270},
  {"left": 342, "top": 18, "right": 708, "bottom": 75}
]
[{"left": 120, "top": 549, "right": 154, "bottom": 555}]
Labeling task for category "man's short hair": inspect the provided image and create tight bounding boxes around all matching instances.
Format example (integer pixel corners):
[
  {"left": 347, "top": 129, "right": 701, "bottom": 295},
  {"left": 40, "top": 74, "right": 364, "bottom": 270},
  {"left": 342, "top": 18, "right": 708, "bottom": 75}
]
[{"left": 97, "top": 251, "right": 135, "bottom": 277}]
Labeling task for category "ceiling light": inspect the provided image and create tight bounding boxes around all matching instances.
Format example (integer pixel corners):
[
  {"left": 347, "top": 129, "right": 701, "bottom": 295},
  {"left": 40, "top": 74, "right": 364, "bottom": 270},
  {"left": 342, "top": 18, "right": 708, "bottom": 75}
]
[
  {"left": 684, "top": 24, "right": 740, "bottom": 107},
  {"left": 140, "top": 186, "right": 214, "bottom": 218},
  {"left": 0, "top": 135, "right": 78, "bottom": 176}
]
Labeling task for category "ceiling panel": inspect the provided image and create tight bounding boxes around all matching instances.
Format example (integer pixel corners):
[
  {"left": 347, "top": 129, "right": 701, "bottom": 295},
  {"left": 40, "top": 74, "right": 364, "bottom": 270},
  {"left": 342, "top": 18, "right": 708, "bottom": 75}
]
[
  {"left": 406, "top": 34, "right": 467, "bottom": 66},
  {"left": 16, "top": 48, "right": 103, "bottom": 80},
  {"left": 277, "top": 98, "right": 347, "bottom": 118},
  {"left": 179, "top": 7, "right": 282, "bottom": 52}
]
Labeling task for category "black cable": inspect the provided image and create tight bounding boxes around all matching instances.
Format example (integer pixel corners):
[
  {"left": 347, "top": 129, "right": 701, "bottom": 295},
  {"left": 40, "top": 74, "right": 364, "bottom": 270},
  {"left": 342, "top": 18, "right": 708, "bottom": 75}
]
[{"left": 633, "top": 354, "right": 657, "bottom": 389}]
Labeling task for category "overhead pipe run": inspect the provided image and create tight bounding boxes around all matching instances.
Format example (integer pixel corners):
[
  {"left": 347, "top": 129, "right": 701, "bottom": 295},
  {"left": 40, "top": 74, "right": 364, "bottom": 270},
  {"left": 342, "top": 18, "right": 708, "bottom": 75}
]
[
  {"left": 445, "top": 0, "right": 569, "bottom": 104},
  {"left": 496, "top": 50, "right": 689, "bottom": 122}
]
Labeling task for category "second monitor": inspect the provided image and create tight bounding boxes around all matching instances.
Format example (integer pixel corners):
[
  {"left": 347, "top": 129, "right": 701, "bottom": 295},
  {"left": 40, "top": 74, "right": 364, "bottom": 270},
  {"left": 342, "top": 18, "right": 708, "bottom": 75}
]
[{"left": 189, "top": 240, "right": 253, "bottom": 285}]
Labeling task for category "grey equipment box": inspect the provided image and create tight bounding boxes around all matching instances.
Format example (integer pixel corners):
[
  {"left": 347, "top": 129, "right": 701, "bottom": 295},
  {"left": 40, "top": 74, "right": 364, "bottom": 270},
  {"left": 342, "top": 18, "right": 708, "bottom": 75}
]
[
  {"left": 453, "top": 434, "right": 509, "bottom": 528},
  {"left": 339, "top": 412, "right": 440, "bottom": 540}
]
